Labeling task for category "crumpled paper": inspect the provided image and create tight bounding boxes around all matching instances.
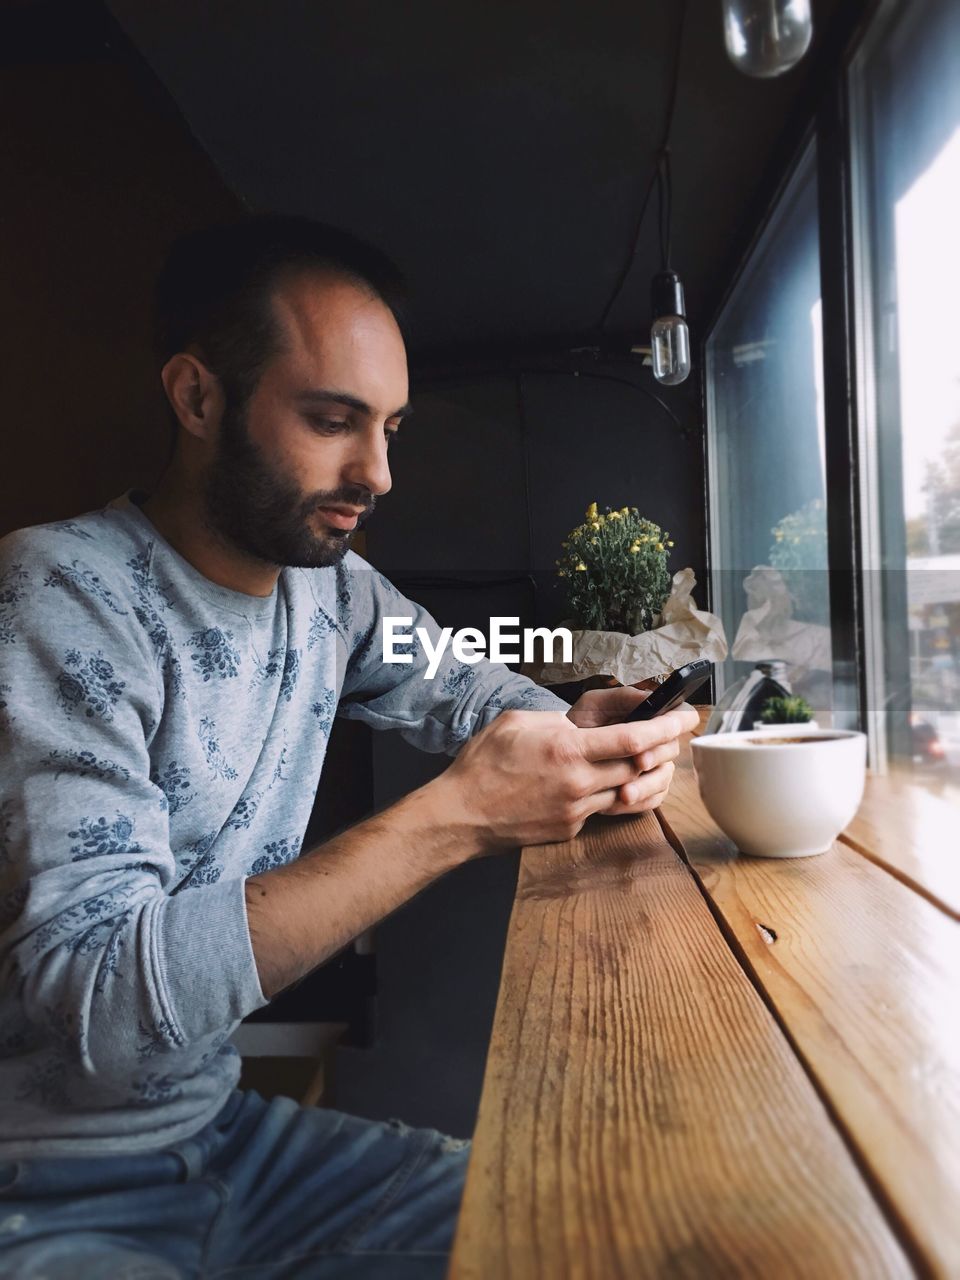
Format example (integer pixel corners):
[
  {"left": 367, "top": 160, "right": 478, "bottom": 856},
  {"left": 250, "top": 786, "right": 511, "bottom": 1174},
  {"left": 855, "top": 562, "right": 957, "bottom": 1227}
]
[
  {"left": 730, "top": 566, "right": 832, "bottom": 674},
  {"left": 520, "top": 567, "right": 728, "bottom": 687}
]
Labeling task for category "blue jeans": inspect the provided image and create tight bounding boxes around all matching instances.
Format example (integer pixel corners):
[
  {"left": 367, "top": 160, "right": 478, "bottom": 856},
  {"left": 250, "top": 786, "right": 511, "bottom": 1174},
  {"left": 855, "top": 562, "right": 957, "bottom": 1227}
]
[{"left": 0, "top": 1091, "right": 470, "bottom": 1278}]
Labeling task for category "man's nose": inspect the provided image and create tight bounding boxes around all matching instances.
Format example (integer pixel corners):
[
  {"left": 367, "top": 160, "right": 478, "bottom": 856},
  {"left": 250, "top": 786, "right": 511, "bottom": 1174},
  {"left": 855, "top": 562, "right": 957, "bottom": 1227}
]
[{"left": 342, "top": 425, "right": 392, "bottom": 499}]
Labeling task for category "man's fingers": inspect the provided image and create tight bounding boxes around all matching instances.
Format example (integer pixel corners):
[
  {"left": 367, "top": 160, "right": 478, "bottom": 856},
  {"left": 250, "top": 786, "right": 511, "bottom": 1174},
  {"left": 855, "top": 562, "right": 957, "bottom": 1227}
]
[
  {"left": 581, "top": 786, "right": 625, "bottom": 819},
  {"left": 595, "top": 763, "right": 676, "bottom": 817},
  {"left": 583, "top": 739, "right": 680, "bottom": 794},
  {"left": 588, "top": 686, "right": 652, "bottom": 718},
  {"left": 566, "top": 686, "right": 653, "bottom": 729},
  {"left": 577, "top": 707, "right": 695, "bottom": 762},
  {"left": 634, "top": 738, "right": 681, "bottom": 772},
  {"left": 618, "top": 762, "right": 675, "bottom": 807},
  {"left": 582, "top": 757, "right": 650, "bottom": 793}
]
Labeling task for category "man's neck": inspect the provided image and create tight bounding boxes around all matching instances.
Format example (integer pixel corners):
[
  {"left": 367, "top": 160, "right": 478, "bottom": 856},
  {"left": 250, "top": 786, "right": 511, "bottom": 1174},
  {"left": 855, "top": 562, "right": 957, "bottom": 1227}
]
[{"left": 139, "top": 472, "right": 281, "bottom": 599}]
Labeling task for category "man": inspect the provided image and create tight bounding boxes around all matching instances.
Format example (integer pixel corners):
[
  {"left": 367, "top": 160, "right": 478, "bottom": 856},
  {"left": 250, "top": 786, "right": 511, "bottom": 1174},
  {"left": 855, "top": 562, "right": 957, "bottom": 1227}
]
[{"left": 0, "top": 215, "right": 696, "bottom": 1278}]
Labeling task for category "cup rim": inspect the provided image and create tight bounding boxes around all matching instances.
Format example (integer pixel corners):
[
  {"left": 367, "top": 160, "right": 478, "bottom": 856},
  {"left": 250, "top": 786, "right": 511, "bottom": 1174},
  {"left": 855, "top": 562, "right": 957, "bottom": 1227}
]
[{"left": 692, "top": 729, "right": 866, "bottom": 751}]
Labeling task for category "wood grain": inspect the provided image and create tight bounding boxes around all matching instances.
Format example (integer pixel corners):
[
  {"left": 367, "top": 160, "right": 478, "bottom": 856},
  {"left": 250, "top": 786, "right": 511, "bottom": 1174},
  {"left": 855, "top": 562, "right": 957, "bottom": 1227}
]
[
  {"left": 841, "top": 772, "right": 960, "bottom": 920},
  {"left": 658, "top": 751, "right": 960, "bottom": 1278},
  {"left": 449, "top": 810, "right": 912, "bottom": 1279}
]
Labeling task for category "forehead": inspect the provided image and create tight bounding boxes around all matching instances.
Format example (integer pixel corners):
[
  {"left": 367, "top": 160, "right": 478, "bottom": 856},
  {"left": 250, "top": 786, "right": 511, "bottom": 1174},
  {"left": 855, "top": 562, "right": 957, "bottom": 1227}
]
[{"left": 266, "top": 270, "right": 408, "bottom": 405}]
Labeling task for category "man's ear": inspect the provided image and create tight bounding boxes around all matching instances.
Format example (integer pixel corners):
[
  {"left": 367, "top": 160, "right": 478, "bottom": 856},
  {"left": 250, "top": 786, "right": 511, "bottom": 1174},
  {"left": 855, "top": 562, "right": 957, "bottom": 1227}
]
[{"left": 160, "top": 352, "right": 225, "bottom": 441}]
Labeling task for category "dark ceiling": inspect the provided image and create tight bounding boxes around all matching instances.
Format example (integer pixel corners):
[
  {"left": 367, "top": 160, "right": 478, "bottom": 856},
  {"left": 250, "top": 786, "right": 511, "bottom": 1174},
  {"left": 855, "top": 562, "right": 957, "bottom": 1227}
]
[{"left": 105, "top": 1, "right": 844, "bottom": 358}]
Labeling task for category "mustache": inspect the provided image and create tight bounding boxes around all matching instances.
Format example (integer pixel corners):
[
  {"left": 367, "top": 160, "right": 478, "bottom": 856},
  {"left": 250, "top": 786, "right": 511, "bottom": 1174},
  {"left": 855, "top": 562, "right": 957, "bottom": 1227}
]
[{"left": 307, "top": 492, "right": 376, "bottom": 517}]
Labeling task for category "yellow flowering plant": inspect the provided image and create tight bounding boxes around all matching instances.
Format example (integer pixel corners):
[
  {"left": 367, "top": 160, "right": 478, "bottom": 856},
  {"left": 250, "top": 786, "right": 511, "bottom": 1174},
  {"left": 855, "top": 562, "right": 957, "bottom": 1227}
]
[{"left": 555, "top": 502, "right": 674, "bottom": 634}]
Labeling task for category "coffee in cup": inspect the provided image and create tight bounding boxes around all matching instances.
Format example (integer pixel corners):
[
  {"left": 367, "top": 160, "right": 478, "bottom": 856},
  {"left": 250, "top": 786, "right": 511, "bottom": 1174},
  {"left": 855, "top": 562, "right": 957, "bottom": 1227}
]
[{"left": 745, "top": 734, "right": 848, "bottom": 746}]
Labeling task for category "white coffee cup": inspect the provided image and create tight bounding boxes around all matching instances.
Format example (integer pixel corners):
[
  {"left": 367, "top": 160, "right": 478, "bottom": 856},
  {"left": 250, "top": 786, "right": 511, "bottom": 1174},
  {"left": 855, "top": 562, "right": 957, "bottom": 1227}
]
[{"left": 690, "top": 729, "right": 867, "bottom": 858}]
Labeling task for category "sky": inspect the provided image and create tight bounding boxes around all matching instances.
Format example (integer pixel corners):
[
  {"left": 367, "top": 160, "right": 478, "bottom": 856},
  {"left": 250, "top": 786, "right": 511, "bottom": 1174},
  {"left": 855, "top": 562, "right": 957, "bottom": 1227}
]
[{"left": 896, "top": 126, "right": 960, "bottom": 522}]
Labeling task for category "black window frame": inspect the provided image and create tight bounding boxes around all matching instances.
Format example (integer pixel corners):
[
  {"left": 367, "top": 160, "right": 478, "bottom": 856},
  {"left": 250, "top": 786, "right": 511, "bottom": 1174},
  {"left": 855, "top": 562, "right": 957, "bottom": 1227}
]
[{"left": 700, "top": 0, "right": 945, "bottom": 768}]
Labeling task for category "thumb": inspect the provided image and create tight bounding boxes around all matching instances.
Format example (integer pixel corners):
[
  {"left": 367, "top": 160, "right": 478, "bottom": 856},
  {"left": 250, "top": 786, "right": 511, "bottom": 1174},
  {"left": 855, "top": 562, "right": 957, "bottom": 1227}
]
[{"left": 592, "top": 685, "right": 651, "bottom": 721}]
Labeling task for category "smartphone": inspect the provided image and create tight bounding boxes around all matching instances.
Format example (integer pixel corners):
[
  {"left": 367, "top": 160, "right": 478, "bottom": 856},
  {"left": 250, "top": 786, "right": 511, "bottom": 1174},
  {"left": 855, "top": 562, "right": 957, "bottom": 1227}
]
[{"left": 624, "top": 659, "right": 713, "bottom": 722}]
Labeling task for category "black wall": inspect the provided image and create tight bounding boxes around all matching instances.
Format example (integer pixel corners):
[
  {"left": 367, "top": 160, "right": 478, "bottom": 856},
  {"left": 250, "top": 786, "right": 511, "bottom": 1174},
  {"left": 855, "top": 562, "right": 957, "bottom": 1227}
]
[{"left": 0, "top": 3, "right": 242, "bottom": 536}]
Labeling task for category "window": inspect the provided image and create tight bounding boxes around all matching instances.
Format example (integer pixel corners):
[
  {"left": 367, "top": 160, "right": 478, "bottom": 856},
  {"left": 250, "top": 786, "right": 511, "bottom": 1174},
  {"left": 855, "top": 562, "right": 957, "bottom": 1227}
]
[
  {"left": 706, "top": 143, "right": 833, "bottom": 722},
  {"left": 851, "top": 0, "right": 960, "bottom": 790}
]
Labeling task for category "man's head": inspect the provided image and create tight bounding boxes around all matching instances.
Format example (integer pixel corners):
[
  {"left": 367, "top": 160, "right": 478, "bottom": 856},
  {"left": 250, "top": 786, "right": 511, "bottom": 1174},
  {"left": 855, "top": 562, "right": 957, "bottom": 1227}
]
[{"left": 153, "top": 215, "right": 411, "bottom": 569}]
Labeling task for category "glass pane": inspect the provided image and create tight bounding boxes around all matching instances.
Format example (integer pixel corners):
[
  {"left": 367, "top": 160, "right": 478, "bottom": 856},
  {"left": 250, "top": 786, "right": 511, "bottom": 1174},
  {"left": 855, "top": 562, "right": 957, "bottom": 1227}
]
[
  {"left": 706, "top": 142, "right": 833, "bottom": 725},
  {"left": 851, "top": 0, "right": 960, "bottom": 793}
]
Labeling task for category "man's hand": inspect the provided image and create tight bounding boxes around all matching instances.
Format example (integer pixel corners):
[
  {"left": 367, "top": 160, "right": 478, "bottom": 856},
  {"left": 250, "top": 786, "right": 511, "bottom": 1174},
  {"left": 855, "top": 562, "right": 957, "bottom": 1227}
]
[
  {"left": 245, "top": 695, "right": 698, "bottom": 997},
  {"left": 566, "top": 684, "right": 697, "bottom": 817},
  {"left": 438, "top": 702, "right": 699, "bottom": 851},
  {"left": 566, "top": 682, "right": 654, "bottom": 729}
]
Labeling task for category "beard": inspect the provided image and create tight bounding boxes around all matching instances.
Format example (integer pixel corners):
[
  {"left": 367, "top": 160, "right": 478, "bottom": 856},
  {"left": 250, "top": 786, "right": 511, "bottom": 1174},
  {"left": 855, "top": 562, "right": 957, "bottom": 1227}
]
[{"left": 202, "top": 399, "right": 373, "bottom": 570}]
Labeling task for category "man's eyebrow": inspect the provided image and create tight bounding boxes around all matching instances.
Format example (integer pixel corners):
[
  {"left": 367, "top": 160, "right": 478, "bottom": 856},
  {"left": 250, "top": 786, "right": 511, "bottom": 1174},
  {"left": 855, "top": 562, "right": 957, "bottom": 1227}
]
[{"left": 295, "top": 389, "right": 413, "bottom": 419}]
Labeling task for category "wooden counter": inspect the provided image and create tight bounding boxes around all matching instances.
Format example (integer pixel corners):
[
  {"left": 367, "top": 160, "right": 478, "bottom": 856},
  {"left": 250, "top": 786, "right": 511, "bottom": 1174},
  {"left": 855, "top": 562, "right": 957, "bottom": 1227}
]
[{"left": 449, "top": 721, "right": 959, "bottom": 1279}]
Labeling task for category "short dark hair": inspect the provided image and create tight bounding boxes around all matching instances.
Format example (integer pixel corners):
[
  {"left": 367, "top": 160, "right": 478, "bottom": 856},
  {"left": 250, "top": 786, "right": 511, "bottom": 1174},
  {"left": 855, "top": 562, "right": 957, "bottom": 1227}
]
[{"left": 153, "top": 214, "right": 408, "bottom": 449}]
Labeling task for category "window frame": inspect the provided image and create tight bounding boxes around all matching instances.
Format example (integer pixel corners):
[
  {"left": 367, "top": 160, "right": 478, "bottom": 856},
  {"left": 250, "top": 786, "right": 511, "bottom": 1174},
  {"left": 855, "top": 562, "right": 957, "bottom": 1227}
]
[
  {"left": 701, "top": 0, "right": 952, "bottom": 771},
  {"left": 846, "top": 0, "right": 954, "bottom": 770},
  {"left": 704, "top": 132, "right": 824, "bottom": 707}
]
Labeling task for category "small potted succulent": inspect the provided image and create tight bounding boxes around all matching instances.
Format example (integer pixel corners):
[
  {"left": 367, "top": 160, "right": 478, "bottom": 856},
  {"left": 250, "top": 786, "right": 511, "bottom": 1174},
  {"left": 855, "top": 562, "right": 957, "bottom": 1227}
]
[{"left": 753, "top": 694, "right": 819, "bottom": 733}]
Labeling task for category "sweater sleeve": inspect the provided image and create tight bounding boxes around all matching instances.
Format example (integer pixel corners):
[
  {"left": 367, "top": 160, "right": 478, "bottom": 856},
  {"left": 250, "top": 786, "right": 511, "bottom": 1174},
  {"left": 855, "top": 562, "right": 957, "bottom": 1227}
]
[
  {"left": 0, "top": 534, "right": 267, "bottom": 1092},
  {"left": 332, "top": 552, "right": 570, "bottom": 756}
]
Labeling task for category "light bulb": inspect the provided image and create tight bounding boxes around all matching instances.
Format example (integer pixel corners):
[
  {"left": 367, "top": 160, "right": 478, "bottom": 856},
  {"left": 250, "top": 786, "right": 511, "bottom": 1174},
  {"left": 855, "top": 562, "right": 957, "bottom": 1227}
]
[
  {"left": 650, "top": 271, "right": 691, "bottom": 386},
  {"left": 651, "top": 315, "right": 691, "bottom": 385},
  {"left": 722, "top": 0, "right": 813, "bottom": 78}
]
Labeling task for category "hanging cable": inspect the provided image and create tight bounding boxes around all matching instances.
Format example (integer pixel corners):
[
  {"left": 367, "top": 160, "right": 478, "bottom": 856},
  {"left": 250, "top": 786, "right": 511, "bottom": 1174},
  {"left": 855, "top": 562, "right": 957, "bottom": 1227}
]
[
  {"left": 656, "top": 147, "right": 674, "bottom": 271},
  {"left": 395, "top": 364, "right": 694, "bottom": 599},
  {"left": 415, "top": 364, "right": 687, "bottom": 433},
  {"left": 514, "top": 372, "right": 537, "bottom": 587},
  {"left": 597, "top": 0, "right": 688, "bottom": 332},
  {"left": 560, "top": 367, "right": 684, "bottom": 433}
]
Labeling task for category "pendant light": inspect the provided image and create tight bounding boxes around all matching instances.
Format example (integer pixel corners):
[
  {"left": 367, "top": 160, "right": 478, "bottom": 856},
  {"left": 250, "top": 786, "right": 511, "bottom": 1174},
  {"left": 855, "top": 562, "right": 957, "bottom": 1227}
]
[
  {"left": 650, "top": 150, "right": 691, "bottom": 386},
  {"left": 722, "top": 0, "right": 813, "bottom": 78}
]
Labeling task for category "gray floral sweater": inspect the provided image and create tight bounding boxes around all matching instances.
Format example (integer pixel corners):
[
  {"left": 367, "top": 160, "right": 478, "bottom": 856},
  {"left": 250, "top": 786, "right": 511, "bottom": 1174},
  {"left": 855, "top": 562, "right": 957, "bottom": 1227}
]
[{"left": 0, "top": 489, "right": 567, "bottom": 1157}]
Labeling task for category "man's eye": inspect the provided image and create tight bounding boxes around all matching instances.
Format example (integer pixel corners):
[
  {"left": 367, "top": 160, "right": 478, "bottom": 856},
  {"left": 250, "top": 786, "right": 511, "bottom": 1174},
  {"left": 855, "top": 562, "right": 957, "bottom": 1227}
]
[{"left": 305, "top": 419, "right": 350, "bottom": 435}]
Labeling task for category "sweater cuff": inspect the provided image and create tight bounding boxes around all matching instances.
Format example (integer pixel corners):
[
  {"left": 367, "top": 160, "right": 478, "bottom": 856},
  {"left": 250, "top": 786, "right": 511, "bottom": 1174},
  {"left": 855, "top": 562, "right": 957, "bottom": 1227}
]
[{"left": 155, "top": 876, "right": 269, "bottom": 1044}]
